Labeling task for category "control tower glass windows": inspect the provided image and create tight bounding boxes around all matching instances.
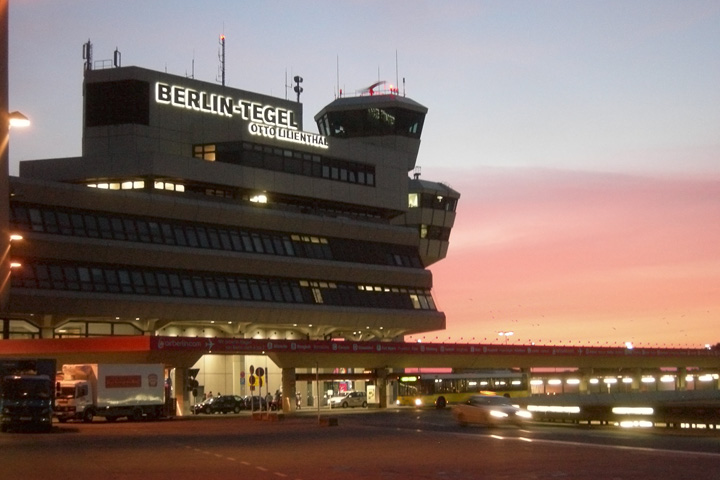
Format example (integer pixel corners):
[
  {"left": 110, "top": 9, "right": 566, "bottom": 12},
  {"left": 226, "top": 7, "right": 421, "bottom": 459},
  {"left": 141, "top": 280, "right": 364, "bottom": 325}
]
[{"left": 318, "top": 107, "right": 425, "bottom": 139}]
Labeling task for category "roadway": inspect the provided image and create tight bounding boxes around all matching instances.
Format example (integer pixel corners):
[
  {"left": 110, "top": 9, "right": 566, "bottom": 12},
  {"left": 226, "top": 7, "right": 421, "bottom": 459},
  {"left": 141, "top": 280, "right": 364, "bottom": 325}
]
[{"left": 1, "top": 408, "right": 718, "bottom": 479}]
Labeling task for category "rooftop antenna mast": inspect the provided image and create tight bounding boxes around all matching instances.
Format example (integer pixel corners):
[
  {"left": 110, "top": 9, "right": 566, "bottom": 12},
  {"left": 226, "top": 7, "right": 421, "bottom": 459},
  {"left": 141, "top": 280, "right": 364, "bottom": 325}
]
[
  {"left": 336, "top": 55, "right": 340, "bottom": 98},
  {"left": 113, "top": 47, "right": 121, "bottom": 68},
  {"left": 218, "top": 33, "right": 226, "bottom": 86},
  {"left": 82, "top": 39, "right": 92, "bottom": 71},
  {"left": 395, "top": 50, "right": 399, "bottom": 93},
  {"left": 293, "top": 75, "right": 303, "bottom": 103}
]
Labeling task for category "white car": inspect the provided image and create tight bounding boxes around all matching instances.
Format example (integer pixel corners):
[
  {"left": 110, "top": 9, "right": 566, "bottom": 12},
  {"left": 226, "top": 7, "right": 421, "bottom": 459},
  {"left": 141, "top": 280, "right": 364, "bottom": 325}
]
[
  {"left": 329, "top": 391, "right": 368, "bottom": 409},
  {"left": 452, "top": 395, "right": 532, "bottom": 427}
]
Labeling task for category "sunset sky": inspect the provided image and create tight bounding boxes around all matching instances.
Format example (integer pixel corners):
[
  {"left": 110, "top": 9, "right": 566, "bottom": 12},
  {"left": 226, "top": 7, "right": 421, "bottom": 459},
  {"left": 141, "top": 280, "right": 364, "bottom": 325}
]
[{"left": 7, "top": 1, "right": 720, "bottom": 347}]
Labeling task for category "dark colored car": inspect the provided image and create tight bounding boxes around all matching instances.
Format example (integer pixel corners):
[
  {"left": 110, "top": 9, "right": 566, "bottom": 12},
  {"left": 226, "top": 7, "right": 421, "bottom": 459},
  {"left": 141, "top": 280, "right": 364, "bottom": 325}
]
[
  {"left": 192, "top": 395, "right": 245, "bottom": 414},
  {"left": 243, "top": 395, "right": 268, "bottom": 410}
]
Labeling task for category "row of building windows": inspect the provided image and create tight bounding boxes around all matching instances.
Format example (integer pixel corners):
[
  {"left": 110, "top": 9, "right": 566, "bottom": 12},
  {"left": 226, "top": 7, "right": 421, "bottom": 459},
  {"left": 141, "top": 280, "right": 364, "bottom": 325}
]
[
  {"left": 194, "top": 141, "right": 376, "bottom": 187},
  {"left": 12, "top": 261, "right": 437, "bottom": 311},
  {"left": 408, "top": 192, "right": 458, "bottom": 212},
  {"left": 11, "top": 203, "right": 423, "bottom": 269},
  {"left": 419, "top": 224, "right": 453, "bottom": 241},
  {"left": 85, "top": 180, "right": 186, "bottom": 192},
  {"left": 316, "top": 107, "right": 425, "bottom": 139}
]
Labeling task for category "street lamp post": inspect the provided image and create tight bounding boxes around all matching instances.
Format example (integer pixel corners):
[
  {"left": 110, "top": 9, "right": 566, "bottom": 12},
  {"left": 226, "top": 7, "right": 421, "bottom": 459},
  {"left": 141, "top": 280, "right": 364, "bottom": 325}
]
[
  {"left": 1, "top": 1, "right": 29, "bottom": 340},
  {"left": 1, "top": 0, "right": 11, "bottom": 340}
]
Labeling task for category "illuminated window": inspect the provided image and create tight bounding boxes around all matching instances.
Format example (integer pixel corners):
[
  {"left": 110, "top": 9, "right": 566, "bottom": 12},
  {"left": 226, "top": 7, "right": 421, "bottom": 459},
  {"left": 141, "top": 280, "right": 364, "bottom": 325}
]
[
  {"left": 194, "top": 144, "right": 216, "bottom": 161},
  {"left": 408, "top": 193, "right": 419, "bottom": 208}
]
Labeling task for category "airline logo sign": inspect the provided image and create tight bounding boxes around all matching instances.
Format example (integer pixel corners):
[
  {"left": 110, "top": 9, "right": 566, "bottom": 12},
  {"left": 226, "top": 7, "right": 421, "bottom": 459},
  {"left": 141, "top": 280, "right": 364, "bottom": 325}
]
[{"left": 155, "top": 82, "right": 328, "bottom": 149}]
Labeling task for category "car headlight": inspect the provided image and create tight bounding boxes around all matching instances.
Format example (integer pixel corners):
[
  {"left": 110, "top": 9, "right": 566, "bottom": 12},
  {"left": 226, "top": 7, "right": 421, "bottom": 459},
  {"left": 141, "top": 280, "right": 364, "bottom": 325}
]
[
  {"left": 490, "top": 410, "right": 509, "bottom": 418},
  {"left": 414, "top": 398, "right": 423, "bottom": 406},
  {"left": 516, "top": 410, "right": 532, "bottom": 419}
]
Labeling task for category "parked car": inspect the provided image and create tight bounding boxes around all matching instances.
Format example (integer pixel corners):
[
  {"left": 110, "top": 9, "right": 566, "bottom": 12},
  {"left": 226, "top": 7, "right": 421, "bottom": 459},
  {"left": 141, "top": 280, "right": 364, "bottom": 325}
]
[
  {"left": 192, "top": 395, "right": 245, "bottom": 414},
  {"left": 329, "top": 391, "right": 367, "bottom": 409},
  {"left": 451, "top": 395, "right": 532, "bottom": 427},
  {"left": 243, "top": 395, "right": 268, "bottom": 410}
]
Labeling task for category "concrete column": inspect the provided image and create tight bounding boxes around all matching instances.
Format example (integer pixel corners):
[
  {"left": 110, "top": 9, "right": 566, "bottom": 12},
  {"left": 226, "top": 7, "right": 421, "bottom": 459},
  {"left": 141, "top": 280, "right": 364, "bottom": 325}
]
[
  {"left": 174, "top": 366, "right": 189, "bottom": 416},
  {"left": 39, "top": 315, "right": 54, "bottom": 339},
  {"left": 232, "top": 355, "right": 244, "bottom": 397},
  {"left": 375, "top": 368, "right": 388, "bottom": 408},
  {"left": 631, "top": 368, "right": 642, "bottom": 392},
  {"left": 677, "top": 367, "right": 687, "bottom": 391},
  {"left": 281, "top": 367, "right": 297, "bottom": 413}
]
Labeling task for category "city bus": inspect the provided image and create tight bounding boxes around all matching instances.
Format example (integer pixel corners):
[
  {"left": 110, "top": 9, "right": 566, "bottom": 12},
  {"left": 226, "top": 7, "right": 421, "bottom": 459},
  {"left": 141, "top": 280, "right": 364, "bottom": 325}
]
[{"left": 396, "top": 369, "right": 530, "bottom": 408}]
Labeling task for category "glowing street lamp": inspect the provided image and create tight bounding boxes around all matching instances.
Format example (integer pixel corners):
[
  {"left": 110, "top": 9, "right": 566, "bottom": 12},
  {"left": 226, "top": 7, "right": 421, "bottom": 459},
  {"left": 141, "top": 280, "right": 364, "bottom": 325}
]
[
  {"left": 498, "top": 331, "right": 514, "bottom": 344},
  {"left": 8, "top": 110, "right": 29, "bottom": 128}
]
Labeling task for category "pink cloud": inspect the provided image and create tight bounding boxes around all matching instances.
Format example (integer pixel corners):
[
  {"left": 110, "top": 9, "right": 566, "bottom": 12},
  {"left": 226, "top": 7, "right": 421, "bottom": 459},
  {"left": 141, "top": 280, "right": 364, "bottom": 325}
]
[{"left": 428, "top": 167, "right": 720, "bottom": 347}]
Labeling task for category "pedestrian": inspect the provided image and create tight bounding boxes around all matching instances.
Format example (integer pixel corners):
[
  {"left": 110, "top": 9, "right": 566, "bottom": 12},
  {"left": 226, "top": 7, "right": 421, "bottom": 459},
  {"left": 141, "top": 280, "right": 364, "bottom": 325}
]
[{"left": 206, "top": 390, "right": 213, "bottom": 399}]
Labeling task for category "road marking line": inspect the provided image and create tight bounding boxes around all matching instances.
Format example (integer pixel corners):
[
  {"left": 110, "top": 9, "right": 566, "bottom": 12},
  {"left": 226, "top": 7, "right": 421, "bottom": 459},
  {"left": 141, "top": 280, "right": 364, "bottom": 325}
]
[{"left": 256, "top": 466, "right": 268, "bottom": 472}]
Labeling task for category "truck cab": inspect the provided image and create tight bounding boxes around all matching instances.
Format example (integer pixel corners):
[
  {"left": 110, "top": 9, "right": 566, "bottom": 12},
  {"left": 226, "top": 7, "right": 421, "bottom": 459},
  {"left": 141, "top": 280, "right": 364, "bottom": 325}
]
[
  {"left": 55, "top": 379, "right": 94, "bottom": 423},
  {"left": 0, "top": 359, "right": 56, "bottom": 433}
]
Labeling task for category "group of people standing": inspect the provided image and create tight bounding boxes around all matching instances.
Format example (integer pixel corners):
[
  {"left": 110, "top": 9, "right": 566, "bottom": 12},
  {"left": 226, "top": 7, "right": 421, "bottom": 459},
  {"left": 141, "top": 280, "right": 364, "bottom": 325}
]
[{"left": 268, "top": 390, "right": 303, "bottom": 410}]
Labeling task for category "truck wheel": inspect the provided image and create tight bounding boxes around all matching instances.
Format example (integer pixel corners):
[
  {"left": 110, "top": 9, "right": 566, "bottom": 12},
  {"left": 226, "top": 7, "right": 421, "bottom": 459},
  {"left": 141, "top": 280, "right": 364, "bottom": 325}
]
[
  {"left": 105, "top": 416, "right": 118, "bottom": 423},
  {"left": 83, "top": 410, "right": 94, "bottom": 423},
  {"left": 58, "top": 417, "right": 68, "bottom": 424},
  {"left": 131, "top": 408, "right": 143, "bottom": 421}
]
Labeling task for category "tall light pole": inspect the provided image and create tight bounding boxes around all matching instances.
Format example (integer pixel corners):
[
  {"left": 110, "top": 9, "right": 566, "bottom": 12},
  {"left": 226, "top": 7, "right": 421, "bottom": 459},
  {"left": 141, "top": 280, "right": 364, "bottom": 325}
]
[{"left": 1, "top": 0, "right": 11, "bottom": 339}]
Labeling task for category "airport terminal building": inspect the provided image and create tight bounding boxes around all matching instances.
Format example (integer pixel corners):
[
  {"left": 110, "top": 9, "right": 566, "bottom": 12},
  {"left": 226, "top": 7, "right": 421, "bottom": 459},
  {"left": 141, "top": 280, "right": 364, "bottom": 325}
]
[{"left": 4, "top": 64, "right": 459, "bottom": 408}]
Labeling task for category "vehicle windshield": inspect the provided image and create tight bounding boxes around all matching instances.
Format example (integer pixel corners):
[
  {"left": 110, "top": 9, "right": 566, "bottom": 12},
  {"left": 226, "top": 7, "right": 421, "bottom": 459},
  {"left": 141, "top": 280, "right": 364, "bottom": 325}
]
[{"left": 1, "top": 377, "right": 52, "bottom": 400}]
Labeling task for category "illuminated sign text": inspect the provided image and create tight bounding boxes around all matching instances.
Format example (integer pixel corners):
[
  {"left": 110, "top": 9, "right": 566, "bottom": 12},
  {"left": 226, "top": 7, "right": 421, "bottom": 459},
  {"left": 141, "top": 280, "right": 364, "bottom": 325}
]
[{"left": 156, "top": 82, "right": 328, "bottom": 149}]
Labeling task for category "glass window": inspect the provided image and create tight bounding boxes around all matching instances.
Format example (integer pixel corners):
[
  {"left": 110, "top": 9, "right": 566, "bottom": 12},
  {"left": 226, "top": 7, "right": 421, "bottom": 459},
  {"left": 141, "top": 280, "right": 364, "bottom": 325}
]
[
  {"left": 148, "top": 222, "right": 163, "bottom": 243},
  {"left": 144, "top": 272, "right": 158, "bottom": 295},
  {"left": 124, "top": 219, "right": 138, "bottom": 241},
  {"left": 63, "top": 266, "right": 80, "bottom": 290},
  {"left": 196, "top": 228, "right": 210, "bottom": 248},
  {"left": 161, "top": 223, "right": 175, "bottom": 245},
  {"left": 70, "top": 213, "right": 85, "bottom": 236},
  {"left": 84, "top": 215, "right": 99, "bottom": 238},
  {"left": 57, "top": 212, "right": 72, "bottom": 235},
  {"left": 173, "top": 225, "right": 187, "bottom": 246},
  {"left": 248, "top": 280, "right": 262, "bottom": 300},
  {"left": 42, "top": 210, "right": 58, "bottom": 233},
  {"left": 156, "top": 273, "right": 170, "bottom": 295},
  {"left": 118, "top": 270, "right": 133, "bottom": 293},
  {"left": 105, "top": 269, "right": 120, "bottom": 292},
  {"left": 111, "top": 218, "right": 126, "bottom": 240},
  {"left": 131, "top": 271, "right": 146, "bottom": 294},
  {"left": 168, "top": 274, "right": 183, "bottom": 295},
  {"left": 136, "top": 221, "right": 151, "bottom": 242},
  {"left": 182, "top": 277, "right": 195, "bottom": 296},
  {"left": 91, "top": 268, "right": 106, "bottom": 291}
]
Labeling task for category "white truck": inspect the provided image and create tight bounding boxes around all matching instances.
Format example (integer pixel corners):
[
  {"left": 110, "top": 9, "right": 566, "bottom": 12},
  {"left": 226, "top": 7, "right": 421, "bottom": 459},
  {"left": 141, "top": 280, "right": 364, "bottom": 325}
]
[{"left": 55, "top": 364, "right": 166, "bottom": 423}]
